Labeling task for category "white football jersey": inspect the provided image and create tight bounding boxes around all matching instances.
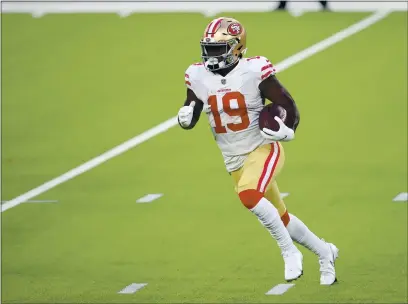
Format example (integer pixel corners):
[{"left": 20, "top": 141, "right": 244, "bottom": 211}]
[{"left": 185, "top": 56, "right": 276, "bottom": 172}]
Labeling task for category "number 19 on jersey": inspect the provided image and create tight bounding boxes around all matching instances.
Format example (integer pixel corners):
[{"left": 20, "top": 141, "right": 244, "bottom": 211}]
[{"left": 208, "top": 91, "right": 250, "bottom": 134}]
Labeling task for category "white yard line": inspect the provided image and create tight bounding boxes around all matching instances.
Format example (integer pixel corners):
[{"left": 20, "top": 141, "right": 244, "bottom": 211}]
[
  {"left": 275, "top": 10, "right": 391, "bottom": 72},
  {"left": 1, "top": 11, "right": 391, "bottom": 213},
  {"left": 1, "top": 116, "right": 176, "bottom": 212},
  {"left": 1, "top": 200, "right": 58, "bottom": 204},
  {"left": 24, "top": 200, "right": 58, "bottom": 203}
]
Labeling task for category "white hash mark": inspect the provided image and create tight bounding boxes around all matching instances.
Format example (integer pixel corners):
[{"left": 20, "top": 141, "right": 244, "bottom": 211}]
[
  {"left": 136, "top": 194, "right": 163, "bottom": 203},
  {"left": 118, "top": 283, "right": 147, "bottom": 294},
  {"left": 281, "top": 193, "right": 290, "bottom": 199},
  {"left": 393, "top": 192, "right": 408, "bottom": 202},
  {"left": 266, "top": 283, "right": 295, "bottom": 295}
]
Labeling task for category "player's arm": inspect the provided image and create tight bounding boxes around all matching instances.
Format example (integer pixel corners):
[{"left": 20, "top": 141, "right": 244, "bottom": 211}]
[
  {"left": 259, "top": 75, "right": 300, "bottom": 141},
  {"left": 178, "top": 88, "right": 204, "bottom": 130},
  {"left": 259, "top": 75, "right": 300, "bottom": 131}
]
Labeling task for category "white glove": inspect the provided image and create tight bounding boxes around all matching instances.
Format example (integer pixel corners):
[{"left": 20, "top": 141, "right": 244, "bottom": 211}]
[
  {"left": 260, "top": 116, "right": 295, "bottom": 142},
  {"left": 178, "top": 101, "right": 196, "bottom": 127}
]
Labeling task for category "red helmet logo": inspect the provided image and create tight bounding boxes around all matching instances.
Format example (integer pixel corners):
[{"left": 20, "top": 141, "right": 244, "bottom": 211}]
[{"left": 227, "top": 23, "right": 242, "bottom": 36}]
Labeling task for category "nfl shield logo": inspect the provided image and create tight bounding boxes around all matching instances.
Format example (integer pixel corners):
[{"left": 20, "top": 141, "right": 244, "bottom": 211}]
[{"left": 221, "top": 79, "right": 226, "bottom": 85}]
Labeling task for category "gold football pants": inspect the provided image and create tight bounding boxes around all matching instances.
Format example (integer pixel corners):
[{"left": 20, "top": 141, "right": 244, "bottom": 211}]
[{"left": 231, "top": 142, "right": 287, "bottom": 216}]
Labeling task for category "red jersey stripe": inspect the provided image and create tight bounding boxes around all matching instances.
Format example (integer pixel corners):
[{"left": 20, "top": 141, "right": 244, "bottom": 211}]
[
  {"left": 261, "top": 64, "right": 273, "bottom": 71},
  {"left": 261, "top": 70, "right": 273, "bottom": 80}
]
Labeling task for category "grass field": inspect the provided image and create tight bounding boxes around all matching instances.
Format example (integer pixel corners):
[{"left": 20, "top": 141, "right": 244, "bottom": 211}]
[{"left": 1, "top": 11, "right": 407, "bottom": 303}]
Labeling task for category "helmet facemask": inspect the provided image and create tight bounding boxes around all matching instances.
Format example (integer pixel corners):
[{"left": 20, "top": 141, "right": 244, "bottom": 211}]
[{"left": 200, "top": 39, "right": 239, "bottom": 72}]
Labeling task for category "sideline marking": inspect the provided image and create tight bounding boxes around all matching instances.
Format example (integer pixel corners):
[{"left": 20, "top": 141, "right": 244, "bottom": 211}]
[
  {"left": 266, "top": 283, "right": 295, "bottom": 295},
  {"left": 136, "top": 194, "right": 163, "bottom": 203},
  {"left": 32, "top": 11, "right": 45, "bottom": 18},
  {"left": 118, "top": 11, "right": 132, "bottom": 18},
  {"left": 1, "top": 11, "right": 390, "bottom": 213},
  {"left": 118, "top": 283, "right": 147, "bottom": 294}
]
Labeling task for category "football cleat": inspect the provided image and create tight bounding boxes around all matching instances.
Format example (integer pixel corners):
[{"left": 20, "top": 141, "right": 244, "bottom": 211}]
[
  {"left": 282, "top": 248, "right": 303, "bottom": 282},
  {"left": 319, "top": 241, "right": 339, "bottom": 285}
]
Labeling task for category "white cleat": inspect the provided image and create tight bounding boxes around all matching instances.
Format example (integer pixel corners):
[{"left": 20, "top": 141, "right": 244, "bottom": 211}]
[
  {"left": 282, "top": 248, "right": 303, "bottom": 282},
  {"left": 319, "top": 241, "right": 339, "bottom": 285}
]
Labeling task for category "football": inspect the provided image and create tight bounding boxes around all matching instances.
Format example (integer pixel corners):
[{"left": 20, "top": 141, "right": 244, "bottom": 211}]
[{"left": 258, "top": 103, "right": 287, "bottom": 131}]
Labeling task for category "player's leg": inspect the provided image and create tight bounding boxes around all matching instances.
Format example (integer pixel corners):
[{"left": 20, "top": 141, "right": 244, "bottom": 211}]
[
  {"left": 264, "top": 176, "right": 339, "bottom": 285},
  {"left": 231, "top": 142, "right": 302, "bottom": 281},
  {"left": 264, "top": 181, "right": 330, "bottom": 257}
]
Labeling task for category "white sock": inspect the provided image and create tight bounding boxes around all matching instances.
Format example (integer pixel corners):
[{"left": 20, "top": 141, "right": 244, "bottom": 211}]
[
  {"left": 286, "top": 213, "right": 329, "bottom": 258},
  {"left": 250, "top": 198, "right": 296, "bottom": 253}
]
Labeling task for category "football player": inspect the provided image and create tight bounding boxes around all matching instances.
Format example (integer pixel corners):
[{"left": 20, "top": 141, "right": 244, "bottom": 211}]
[{"left": 177, "top": 17, "right": 338, "bottom": 285}]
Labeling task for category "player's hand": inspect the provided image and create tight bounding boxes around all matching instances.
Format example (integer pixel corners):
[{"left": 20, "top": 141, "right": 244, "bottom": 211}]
[
  {"left": 260, "top": 116, "right": 295, "bottom": 142},
  {"left": 178, "top": 101, "right": 196, "bottom": 127}
]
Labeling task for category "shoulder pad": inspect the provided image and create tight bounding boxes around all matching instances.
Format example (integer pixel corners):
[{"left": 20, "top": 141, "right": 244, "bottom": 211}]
[
  {"left": 184, "top": 62, "right": 205, "bottom": 89},
  {"left": 246, "top": 56, "right": 276, "bottom": 81}
]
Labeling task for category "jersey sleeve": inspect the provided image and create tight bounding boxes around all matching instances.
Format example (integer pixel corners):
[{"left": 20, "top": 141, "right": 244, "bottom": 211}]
[
  {"left": 184, "top": 69, "right": 193, "bottom": 89},
  {"left": 246, "top": 56, "right": 277, "bottom": 87},
  {"left": 184, "top": 63, "right": 205, "bottom": 100},
  {"left": 184, "top": 63, "right": 203, "bottom": 89}
]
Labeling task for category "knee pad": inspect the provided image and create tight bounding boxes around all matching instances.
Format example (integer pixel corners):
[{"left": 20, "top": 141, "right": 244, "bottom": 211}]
[{"left": 238, "top": 189, "right": 263, "bottom": 209}]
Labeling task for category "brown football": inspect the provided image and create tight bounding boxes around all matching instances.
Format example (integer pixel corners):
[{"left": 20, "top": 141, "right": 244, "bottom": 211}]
[{"left": 258, "top": 103, "right": 287, "bottom": 132}]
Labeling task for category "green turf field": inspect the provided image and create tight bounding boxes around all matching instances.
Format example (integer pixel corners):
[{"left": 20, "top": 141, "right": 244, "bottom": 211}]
[{"left": 1, "top": 11, "right": 407, "bottom": 303}]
